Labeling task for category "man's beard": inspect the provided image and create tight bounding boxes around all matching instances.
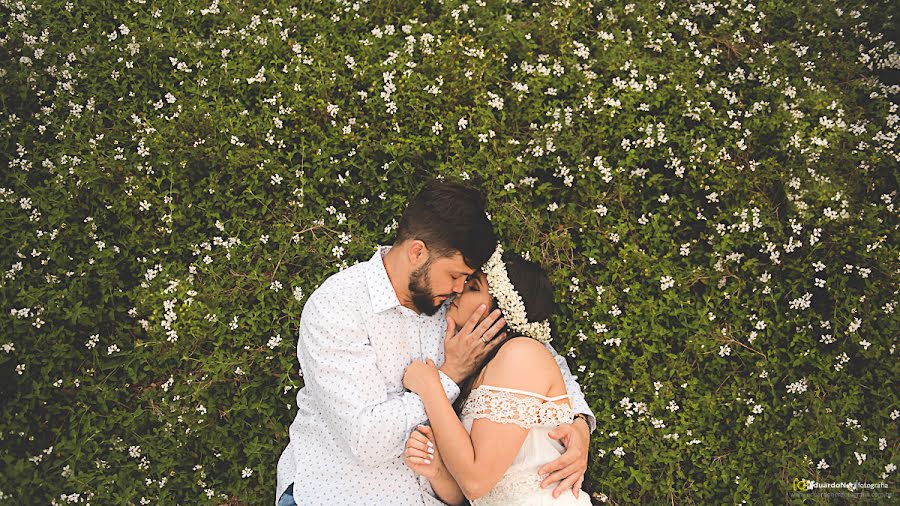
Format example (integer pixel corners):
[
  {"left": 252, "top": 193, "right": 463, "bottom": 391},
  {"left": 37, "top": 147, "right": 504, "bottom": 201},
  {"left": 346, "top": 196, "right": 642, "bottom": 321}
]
[{"left": 408, "top": 259, "right": 446, "bottom": 316}]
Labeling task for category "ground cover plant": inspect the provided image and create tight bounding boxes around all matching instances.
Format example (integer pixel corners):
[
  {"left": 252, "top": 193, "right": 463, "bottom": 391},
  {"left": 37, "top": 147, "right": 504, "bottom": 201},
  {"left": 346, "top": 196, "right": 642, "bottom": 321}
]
[{"left": 1, "top": 0, "right": 898, "bottom": 503}]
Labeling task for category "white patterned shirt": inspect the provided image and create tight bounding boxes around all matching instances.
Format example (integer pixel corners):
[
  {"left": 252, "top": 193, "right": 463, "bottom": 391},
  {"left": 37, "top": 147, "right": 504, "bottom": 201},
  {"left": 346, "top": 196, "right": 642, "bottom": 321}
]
[{"left": 276, "top": 245, "right": 595, "bottom": 505}]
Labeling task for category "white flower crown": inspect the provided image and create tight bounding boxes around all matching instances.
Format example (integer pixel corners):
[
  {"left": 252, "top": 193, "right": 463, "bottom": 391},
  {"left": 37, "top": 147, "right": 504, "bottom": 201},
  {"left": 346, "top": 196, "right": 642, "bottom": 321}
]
[{"left": 481, "top": 244, "right": 553, "bottom": 344}]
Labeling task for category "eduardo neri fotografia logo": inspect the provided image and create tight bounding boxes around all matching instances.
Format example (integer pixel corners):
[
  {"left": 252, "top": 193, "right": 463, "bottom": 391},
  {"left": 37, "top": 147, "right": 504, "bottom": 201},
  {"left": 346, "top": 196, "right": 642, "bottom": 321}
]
[{"left": 791, "top": 477, "right": 892, "bottom": 499}]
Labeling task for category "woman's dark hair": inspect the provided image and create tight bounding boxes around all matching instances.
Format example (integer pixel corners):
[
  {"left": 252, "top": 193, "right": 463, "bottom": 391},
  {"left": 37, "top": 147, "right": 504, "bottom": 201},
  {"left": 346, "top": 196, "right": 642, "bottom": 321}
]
[
  {"left": 452, "top": 251, "right": 558, "bottom": 414},
  {"left": 394, "top": 179, "right": 497, "bottom": 269}
]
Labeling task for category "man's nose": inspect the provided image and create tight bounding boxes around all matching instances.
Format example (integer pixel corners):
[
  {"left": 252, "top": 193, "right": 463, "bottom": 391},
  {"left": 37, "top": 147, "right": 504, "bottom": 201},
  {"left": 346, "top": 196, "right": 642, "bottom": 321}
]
[{"left": 452, "top": 278, "right": 466, "bottom": 294}]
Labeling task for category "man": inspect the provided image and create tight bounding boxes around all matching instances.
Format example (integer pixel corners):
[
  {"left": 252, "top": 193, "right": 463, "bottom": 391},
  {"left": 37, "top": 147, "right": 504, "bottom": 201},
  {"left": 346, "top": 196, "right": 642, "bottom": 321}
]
[{"left": 276, "top": 180, "right": 595, "bottom": 505}]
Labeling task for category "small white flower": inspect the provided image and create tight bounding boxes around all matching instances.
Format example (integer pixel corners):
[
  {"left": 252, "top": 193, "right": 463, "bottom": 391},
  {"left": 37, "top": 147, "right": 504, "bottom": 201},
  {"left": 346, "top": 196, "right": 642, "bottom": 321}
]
[
  {"left": 241, "top": 467, "right": 253, "bottom": 478},
  {"left": 487, "top": 91, "right": 504, "bottom": 110},
  {"left": 817, "top": 459, "right": 829, "bottom": 470},
  {"left": 719, "top": 344, "right": 731, "bottom": 357},
  {"left": 457, "top": 117, "right": 468, "bottom": 130},
  {"left": 431, "top": 121, "right": 443, "bottom": 135},
  {"left": 660, "top": 275, "right": 674, "bottom": 290},
  {"left": 786, "top": 378, "right": 808, "bottom": 394}
]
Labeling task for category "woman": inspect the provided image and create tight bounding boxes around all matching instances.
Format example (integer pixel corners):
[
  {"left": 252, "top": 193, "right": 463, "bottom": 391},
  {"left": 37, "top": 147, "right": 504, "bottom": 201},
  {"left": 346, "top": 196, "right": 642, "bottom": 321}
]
[{"left": 402, "top": 245, "right": 592, "bottom": 505}]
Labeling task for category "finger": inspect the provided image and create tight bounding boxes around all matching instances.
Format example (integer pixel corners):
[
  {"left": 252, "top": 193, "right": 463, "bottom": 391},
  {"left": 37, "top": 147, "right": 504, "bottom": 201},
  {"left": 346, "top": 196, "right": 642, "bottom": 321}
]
[
  {"left": 417, "top": 425, "right": 436, "bottom": 445},
  {"left": 405, "top": 448, "right": 432, "bottom": 460},
  {"left": 407, "top": 455, "right": 433, "bottom": 465},
  {"left": 416, "top": 425, "right": 436, "bottom": 447},
  {"left": 473, "top": 309, "right": 503, "bottom": 338},
  {"left": 444, "top": 315, "right": 456, "bottom": 339},
  {"left": 551, "top": 469, "right": 582, "bottom": 499},
  {"left": 541, "top": 461, "right": 581, "bottom": 490},
  {"left": 538, "top": 451, "right": 576, "bottom": 476},
  {"left": 574, "top": 476, "right": 584, "bottom": 499},
  {"left": 480, "top": 316, "right": 508, "bottom": 343},
  {"left": 406, "top": 438, "right": 432, "bottom": 454},
  {"left": 483, "top": 329, "right": 510, "bottom": 352},
  {"left": 461, "top": 304, "right": 488, "bottom": 335},
  {"left": 408, "top": 430, "right": 429, "bottom": 445}
]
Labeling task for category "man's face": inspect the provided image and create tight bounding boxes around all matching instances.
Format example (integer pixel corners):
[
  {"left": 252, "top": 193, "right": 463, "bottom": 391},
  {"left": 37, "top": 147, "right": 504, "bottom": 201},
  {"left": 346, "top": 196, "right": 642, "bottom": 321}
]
[{"left": 408, "top": 251, "right": 475, "bottom": 316}]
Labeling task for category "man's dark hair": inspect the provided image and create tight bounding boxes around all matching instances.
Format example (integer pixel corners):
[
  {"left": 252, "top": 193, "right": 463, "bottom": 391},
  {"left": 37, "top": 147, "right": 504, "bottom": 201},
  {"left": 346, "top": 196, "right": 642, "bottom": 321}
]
[{"left": 394, "top": 179, "right": 497, "bottom": 269}]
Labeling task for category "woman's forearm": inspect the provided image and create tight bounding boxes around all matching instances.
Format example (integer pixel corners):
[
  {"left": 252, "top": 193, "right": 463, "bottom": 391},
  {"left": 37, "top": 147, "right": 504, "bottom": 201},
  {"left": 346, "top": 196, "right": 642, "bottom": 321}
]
[
  {"left": 428, "top": 463, "right": 466, "bottom": 505},
  {"left": 419, "top": 384, "right": 485, "bottom": 497}
]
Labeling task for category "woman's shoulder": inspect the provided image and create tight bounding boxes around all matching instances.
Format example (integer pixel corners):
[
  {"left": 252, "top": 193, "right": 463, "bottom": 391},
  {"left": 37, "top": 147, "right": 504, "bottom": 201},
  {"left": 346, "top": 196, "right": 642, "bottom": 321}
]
[
  {"left": 478, "top": 336, "right": 561, "bottom": 395},
  {"left": 494, "top": 336, "right": 553, "bottom": 361}
]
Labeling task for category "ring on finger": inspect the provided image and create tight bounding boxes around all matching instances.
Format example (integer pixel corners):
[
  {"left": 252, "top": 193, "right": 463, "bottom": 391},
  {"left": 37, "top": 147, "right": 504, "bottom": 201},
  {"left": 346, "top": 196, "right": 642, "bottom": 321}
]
[{"left": 480, "top": 336, "right": 487, "bottom": 345}]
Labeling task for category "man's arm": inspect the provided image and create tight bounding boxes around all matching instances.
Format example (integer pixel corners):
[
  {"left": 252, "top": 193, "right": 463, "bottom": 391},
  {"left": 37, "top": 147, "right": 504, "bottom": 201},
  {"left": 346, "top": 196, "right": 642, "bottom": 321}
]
[
  {"left": 544, "top": 342, "right": 596, "bottom": 432},
  {"left": 296, "top": 291, "right": 459, "bottom": 466}
]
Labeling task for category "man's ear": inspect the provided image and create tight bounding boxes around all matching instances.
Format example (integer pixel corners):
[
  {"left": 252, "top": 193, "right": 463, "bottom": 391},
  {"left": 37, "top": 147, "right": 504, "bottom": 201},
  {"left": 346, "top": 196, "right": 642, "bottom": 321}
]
[{"left": 407, "top": 240, "right": 428, "bottom": 266}]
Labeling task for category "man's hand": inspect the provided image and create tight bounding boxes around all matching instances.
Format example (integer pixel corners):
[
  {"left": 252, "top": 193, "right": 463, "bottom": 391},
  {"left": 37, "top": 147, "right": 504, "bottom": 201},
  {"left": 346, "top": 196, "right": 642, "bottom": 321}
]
[
  {"left": 439, "top": 305, "right": 508, "bottom": 383},
  {"left": 538, "top": 418, "right": 591, "bottom": 499}
]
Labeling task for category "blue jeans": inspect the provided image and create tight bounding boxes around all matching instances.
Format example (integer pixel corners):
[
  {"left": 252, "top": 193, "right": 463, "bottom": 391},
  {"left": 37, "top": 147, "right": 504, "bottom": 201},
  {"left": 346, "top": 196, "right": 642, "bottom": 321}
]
[{"left": 278, "top": 484, "right": 297, "bottom": 506}]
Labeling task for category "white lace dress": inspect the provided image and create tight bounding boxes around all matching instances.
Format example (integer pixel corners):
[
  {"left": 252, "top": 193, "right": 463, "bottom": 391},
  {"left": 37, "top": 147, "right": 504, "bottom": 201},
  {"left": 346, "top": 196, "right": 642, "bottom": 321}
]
[{"left": 460, "top": 385, "right": 593, "bottom": 506}]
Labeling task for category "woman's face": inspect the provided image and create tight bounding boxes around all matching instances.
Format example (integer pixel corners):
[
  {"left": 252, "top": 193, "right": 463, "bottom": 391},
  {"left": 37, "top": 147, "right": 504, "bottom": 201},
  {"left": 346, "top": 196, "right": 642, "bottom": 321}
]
[{"left": 447, "top": 271, "right": 494, "bottom": 328}]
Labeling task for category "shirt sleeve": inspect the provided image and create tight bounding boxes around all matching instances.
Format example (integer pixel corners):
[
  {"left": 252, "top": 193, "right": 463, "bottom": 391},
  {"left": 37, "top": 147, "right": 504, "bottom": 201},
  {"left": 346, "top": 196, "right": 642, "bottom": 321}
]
[
  {"left": 544, "top": 342, "right": 596, "bottom": 433},
  {"left": 297, "top": 290, "right": 460, "bottom": 466}
]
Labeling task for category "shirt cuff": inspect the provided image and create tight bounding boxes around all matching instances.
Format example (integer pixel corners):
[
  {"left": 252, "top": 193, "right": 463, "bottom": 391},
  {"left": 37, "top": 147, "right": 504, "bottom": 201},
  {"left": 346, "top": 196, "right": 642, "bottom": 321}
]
[{"left": 438, "top": 370, "right": 460, "bottom": 404}]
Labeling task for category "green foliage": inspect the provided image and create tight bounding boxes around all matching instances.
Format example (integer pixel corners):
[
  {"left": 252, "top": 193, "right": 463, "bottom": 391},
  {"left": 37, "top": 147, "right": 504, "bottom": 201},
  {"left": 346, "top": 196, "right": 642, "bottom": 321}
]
[{"left": 1, "top": 0, "right": 897, "bottom": 504}]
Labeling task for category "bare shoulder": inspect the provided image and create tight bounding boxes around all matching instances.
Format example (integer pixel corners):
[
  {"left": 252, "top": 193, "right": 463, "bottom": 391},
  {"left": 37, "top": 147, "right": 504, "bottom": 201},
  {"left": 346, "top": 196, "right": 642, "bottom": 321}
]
[
  {"left": 494, "top": 336, "right": 554, "bottom": 362},
  {"left": 479, "top": 337, "right": 562, "bottom": 395}
]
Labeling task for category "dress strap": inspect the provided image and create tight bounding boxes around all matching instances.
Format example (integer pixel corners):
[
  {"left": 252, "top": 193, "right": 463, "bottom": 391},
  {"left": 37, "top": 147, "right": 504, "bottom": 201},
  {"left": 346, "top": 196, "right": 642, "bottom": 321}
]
[{"left": 477, "top": 384, "right": 570, "bottom": 402}]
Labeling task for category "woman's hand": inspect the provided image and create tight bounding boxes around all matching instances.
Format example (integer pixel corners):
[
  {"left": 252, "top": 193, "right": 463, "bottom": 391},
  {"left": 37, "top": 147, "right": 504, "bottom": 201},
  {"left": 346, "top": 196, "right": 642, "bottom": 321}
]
[
  {"left": 404, "top": 424, "right": 442, "bottom": 479},
  {"left": 403, "top": 357, "right": 441, "bottom": 396}
]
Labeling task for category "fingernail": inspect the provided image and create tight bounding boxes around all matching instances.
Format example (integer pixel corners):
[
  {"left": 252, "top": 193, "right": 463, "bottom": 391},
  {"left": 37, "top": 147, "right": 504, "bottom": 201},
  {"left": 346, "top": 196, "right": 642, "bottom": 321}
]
[
  {"left": 424, "top": 459, "right": 431, "bottom": 464},
  {"left": 426, "top": 441, "right": 433, "bottom": 448},
  {"left": 428, "top": 447, "right": 434, "bottom": 454}
]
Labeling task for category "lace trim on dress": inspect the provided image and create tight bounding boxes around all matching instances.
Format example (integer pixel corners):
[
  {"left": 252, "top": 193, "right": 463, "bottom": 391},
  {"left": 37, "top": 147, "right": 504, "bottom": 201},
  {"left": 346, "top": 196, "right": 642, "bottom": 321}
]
[
  {"left": 461, "top": 385, "right": 575, "bottom": 429},
  {"left": 471, "top": 469, "right": 547, "bottom": 506}
]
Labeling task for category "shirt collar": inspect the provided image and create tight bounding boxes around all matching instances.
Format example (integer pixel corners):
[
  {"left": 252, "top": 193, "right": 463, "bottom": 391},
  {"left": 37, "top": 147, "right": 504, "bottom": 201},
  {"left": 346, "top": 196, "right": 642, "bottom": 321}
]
[{"left": 366, "top": 245, "right": 404, "bottom": 314}]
